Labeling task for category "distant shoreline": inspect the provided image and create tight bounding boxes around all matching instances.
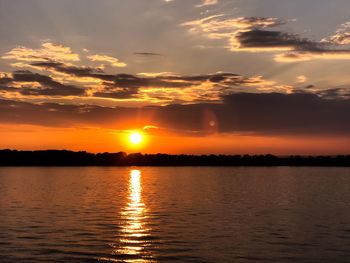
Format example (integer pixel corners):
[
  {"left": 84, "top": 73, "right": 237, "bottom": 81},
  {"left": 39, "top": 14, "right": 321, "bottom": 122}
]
[{"left": 0, "top": 150, "right": 350, "bottom": 167}]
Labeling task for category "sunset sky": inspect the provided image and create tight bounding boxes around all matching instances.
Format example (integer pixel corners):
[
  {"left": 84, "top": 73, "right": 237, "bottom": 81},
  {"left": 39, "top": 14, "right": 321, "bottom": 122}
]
[{"left": 1, "top": 0, "right": 350, "bottom": 154}]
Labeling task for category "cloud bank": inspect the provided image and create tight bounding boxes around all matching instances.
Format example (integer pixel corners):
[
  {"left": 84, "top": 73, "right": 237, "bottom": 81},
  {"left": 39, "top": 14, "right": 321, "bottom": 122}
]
[
  {"left": 1, "top": 42, "right": 290, "bottom": 103},
  {"left": 0, "top": 92, "right": 349, "bottom": 136}
]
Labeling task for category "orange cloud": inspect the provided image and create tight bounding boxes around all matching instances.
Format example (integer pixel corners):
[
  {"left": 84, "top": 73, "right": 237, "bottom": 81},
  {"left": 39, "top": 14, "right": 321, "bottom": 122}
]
[
  {"left": 322, "top": 22, "right": 350, "bottom": 45},
  {"left": 275, "top": 51, "right": 350, "bottom": 62},
  {"left": 2, "top": 42, "right": 80, "bottom": 63},
  {"left": 87, "top": 54, "right": 127, "bottom": 68},
  {"left": 196, "top": 0, "right": 218, "bottom": 7}
]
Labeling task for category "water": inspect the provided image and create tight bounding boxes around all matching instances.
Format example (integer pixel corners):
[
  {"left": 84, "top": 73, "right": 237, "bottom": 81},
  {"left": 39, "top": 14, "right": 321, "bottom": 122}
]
[{"left": 0, "top": 167, "right": 350, "bottom": 263}]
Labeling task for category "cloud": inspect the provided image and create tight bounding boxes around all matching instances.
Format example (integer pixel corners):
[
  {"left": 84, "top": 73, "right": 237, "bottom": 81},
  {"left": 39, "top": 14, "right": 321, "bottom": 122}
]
[
  {"left": 2, "top": 42, "right": 80, "bottom": 63},
  {"left": 197, "top": 0, "right": 218, "bottom": 7},
  {"left": 87, "top": 54, "right": 127, "bottom": 68},
  {"left": 275, "top": 50, "right": 350, "bottom": 62},
  {"left": 143, "top": 125, "right": 159, "bottom": 131},
  {"left": 182, "top": 16, "right": 283, "bottom": 39},
  {"left": 1, "top": 42, "right": 344, "bottom": 105},
  {"left": 0, "top": 92, "right": 349, "bottom": 136},
  {"left": 137, "top": 72, "right": 176, "bottom": 77},
  {"left": 18, "top": 61, "right": 278, "bottom": 102},
  {"left": 183, "top": 15, "right": 350, "bottom": 62},
  {"left": 133, "top": 52, "right": 162, "bottom": 56},
  {"left": 0, "top": 59, "right": 278, "bottom": 102},
  {"left": 2, "top": 42, "right": 126, "bottom": 70},
  {"left": 30, "top": 61, "right": 102, "bottom": 77},
  {"left": 316, "top": 87, "right": 350, "bottom": 99},
  {"left": 322, "top": 22, "right": 350, "bottom": 45},
  {"left": 230, "top": 29, "right": 311, "bottom": 52},
  {"left": 1, "top": 42, "right": 281, "bottom": 103},
  {"left": 0, "top": 70, "right": 85, "bottom": 97},
  {"left": 297, "top": 75, "right": 307, "bottom": 84}
]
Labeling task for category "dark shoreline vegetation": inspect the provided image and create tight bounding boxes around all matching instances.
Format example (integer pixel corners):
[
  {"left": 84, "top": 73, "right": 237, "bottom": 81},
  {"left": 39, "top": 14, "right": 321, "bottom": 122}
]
[{"left": 0, "top": 150, "right": 350, "bottom": 167}]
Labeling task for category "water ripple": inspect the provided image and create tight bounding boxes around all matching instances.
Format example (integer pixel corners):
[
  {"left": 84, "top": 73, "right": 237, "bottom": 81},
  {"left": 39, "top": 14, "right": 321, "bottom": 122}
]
[{"left": 1, "top": 167, "right": 350, "bottom": 262}]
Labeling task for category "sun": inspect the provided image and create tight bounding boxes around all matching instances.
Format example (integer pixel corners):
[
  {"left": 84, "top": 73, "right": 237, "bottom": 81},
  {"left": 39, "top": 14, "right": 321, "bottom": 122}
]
[{"left": 129, "top": 132, "right": 143, "bottom": 145}]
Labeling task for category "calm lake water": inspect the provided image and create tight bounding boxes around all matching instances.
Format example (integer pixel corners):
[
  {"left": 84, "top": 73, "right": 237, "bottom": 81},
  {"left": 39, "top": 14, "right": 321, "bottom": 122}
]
[{"left": 1, "top": 167, "right": 350, "bottom": 263}]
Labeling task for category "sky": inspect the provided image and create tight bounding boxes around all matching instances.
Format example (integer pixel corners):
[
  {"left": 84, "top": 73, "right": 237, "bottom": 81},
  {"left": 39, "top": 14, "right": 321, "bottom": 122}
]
[{"left": 1, "top": 0, "right": 350, "bottom": 154}]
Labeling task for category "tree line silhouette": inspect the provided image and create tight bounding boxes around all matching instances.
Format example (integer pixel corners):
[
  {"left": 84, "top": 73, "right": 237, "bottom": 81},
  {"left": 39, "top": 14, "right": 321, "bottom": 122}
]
[{"left": 0, "top": 150, "right": 349, "bottom": 166}]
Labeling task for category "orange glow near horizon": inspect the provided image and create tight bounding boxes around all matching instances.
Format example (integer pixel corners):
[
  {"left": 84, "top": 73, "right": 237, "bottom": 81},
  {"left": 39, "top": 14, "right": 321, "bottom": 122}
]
[{"left": 1, "top": 124, "right": 350, "bottom": 155}]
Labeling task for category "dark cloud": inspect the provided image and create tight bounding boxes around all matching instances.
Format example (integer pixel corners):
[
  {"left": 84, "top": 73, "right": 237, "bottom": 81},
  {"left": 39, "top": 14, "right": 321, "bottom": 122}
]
[
  {"left": 0, "top": 60, "right": 347, "bottom": 104},
  {"left": 133, "top": 52, "right": 163, "bottom": 56},
  {"left": 317, "top": 87, "right": 350, "bottom": 99},
  {"left": 0, "top": 77, "right": 12, "bottom": 85},
  {"left": 0, "top": 85, "right": 17, "bottom": 92},
  {"left": 1, "top": 61, "right": 275, "bottom": 101},
  {"left": 31, "top": 62, "right": 103, "bottom": 77},
  {"left": 164, "top": 72, "right": 241, "bottom": 82},
  {"left": 2, "top": 70, "right": 86, "bottom": 96},
  {"left": 233, "top": 29, "right": 317, "bottom": 51},
  {"left": 32, "top": 62, "right": 239, "bottom": 85},
  {"left": 184, "top": 15, "right": 350, "bottom": 62},
  {"left": 93, "top": 89, "right": 139, "bottom": 99},
  {"left": 1, "top": 92, "right": 349, "bottom": 136},
  {"left": 218, "top": 93, "right": 350, "bottom": 134},
  {"left": 232, "top": 27, "right": 350, "bottom": 61},
  {"left": 31, "top": 62, "right": 194, "bottom": 88},
  {"left": 27, "top": 62, "right": 273, "bottom": 100}
]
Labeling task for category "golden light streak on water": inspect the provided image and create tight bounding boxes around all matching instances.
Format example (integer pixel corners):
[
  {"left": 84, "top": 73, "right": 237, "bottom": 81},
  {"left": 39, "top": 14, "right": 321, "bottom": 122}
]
[{"left": 110, "top": 169, "right": 156, "bottom": 263}]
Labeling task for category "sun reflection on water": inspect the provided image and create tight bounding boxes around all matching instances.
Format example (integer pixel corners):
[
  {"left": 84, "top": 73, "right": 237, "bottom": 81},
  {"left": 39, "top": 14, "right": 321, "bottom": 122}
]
[{"left": 111, "top": 169, "right": 155, "bottom": 262}]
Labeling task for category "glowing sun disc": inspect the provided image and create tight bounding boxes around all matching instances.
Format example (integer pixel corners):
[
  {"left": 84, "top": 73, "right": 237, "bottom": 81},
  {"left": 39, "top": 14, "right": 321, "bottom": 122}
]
[{"left": 129, "top": 132, "right": 143, "bottom": 144}]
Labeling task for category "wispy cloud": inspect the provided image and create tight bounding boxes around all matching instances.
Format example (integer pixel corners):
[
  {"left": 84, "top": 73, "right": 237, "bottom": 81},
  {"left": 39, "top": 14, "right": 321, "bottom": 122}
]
[
  {"left": 183, "top": 16, "right": 283, "bottom": 39},
  {"left": 2, "top": 42, "right": 127, "bottom": 68},
  {"left": 197, "top": 0, "right": 218, "bottom": 8},
  {"left": 275, "top": 50, "right": 350, "bottom": 62},
  {"left": 297, "top": 75, "right": 307, "bottom": 84},
  {"left": 87, "top": 54, "right": 127, "bottom": 68},
  {"left": 183, "top": 15, "right": 350, "bottom": 62}
]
